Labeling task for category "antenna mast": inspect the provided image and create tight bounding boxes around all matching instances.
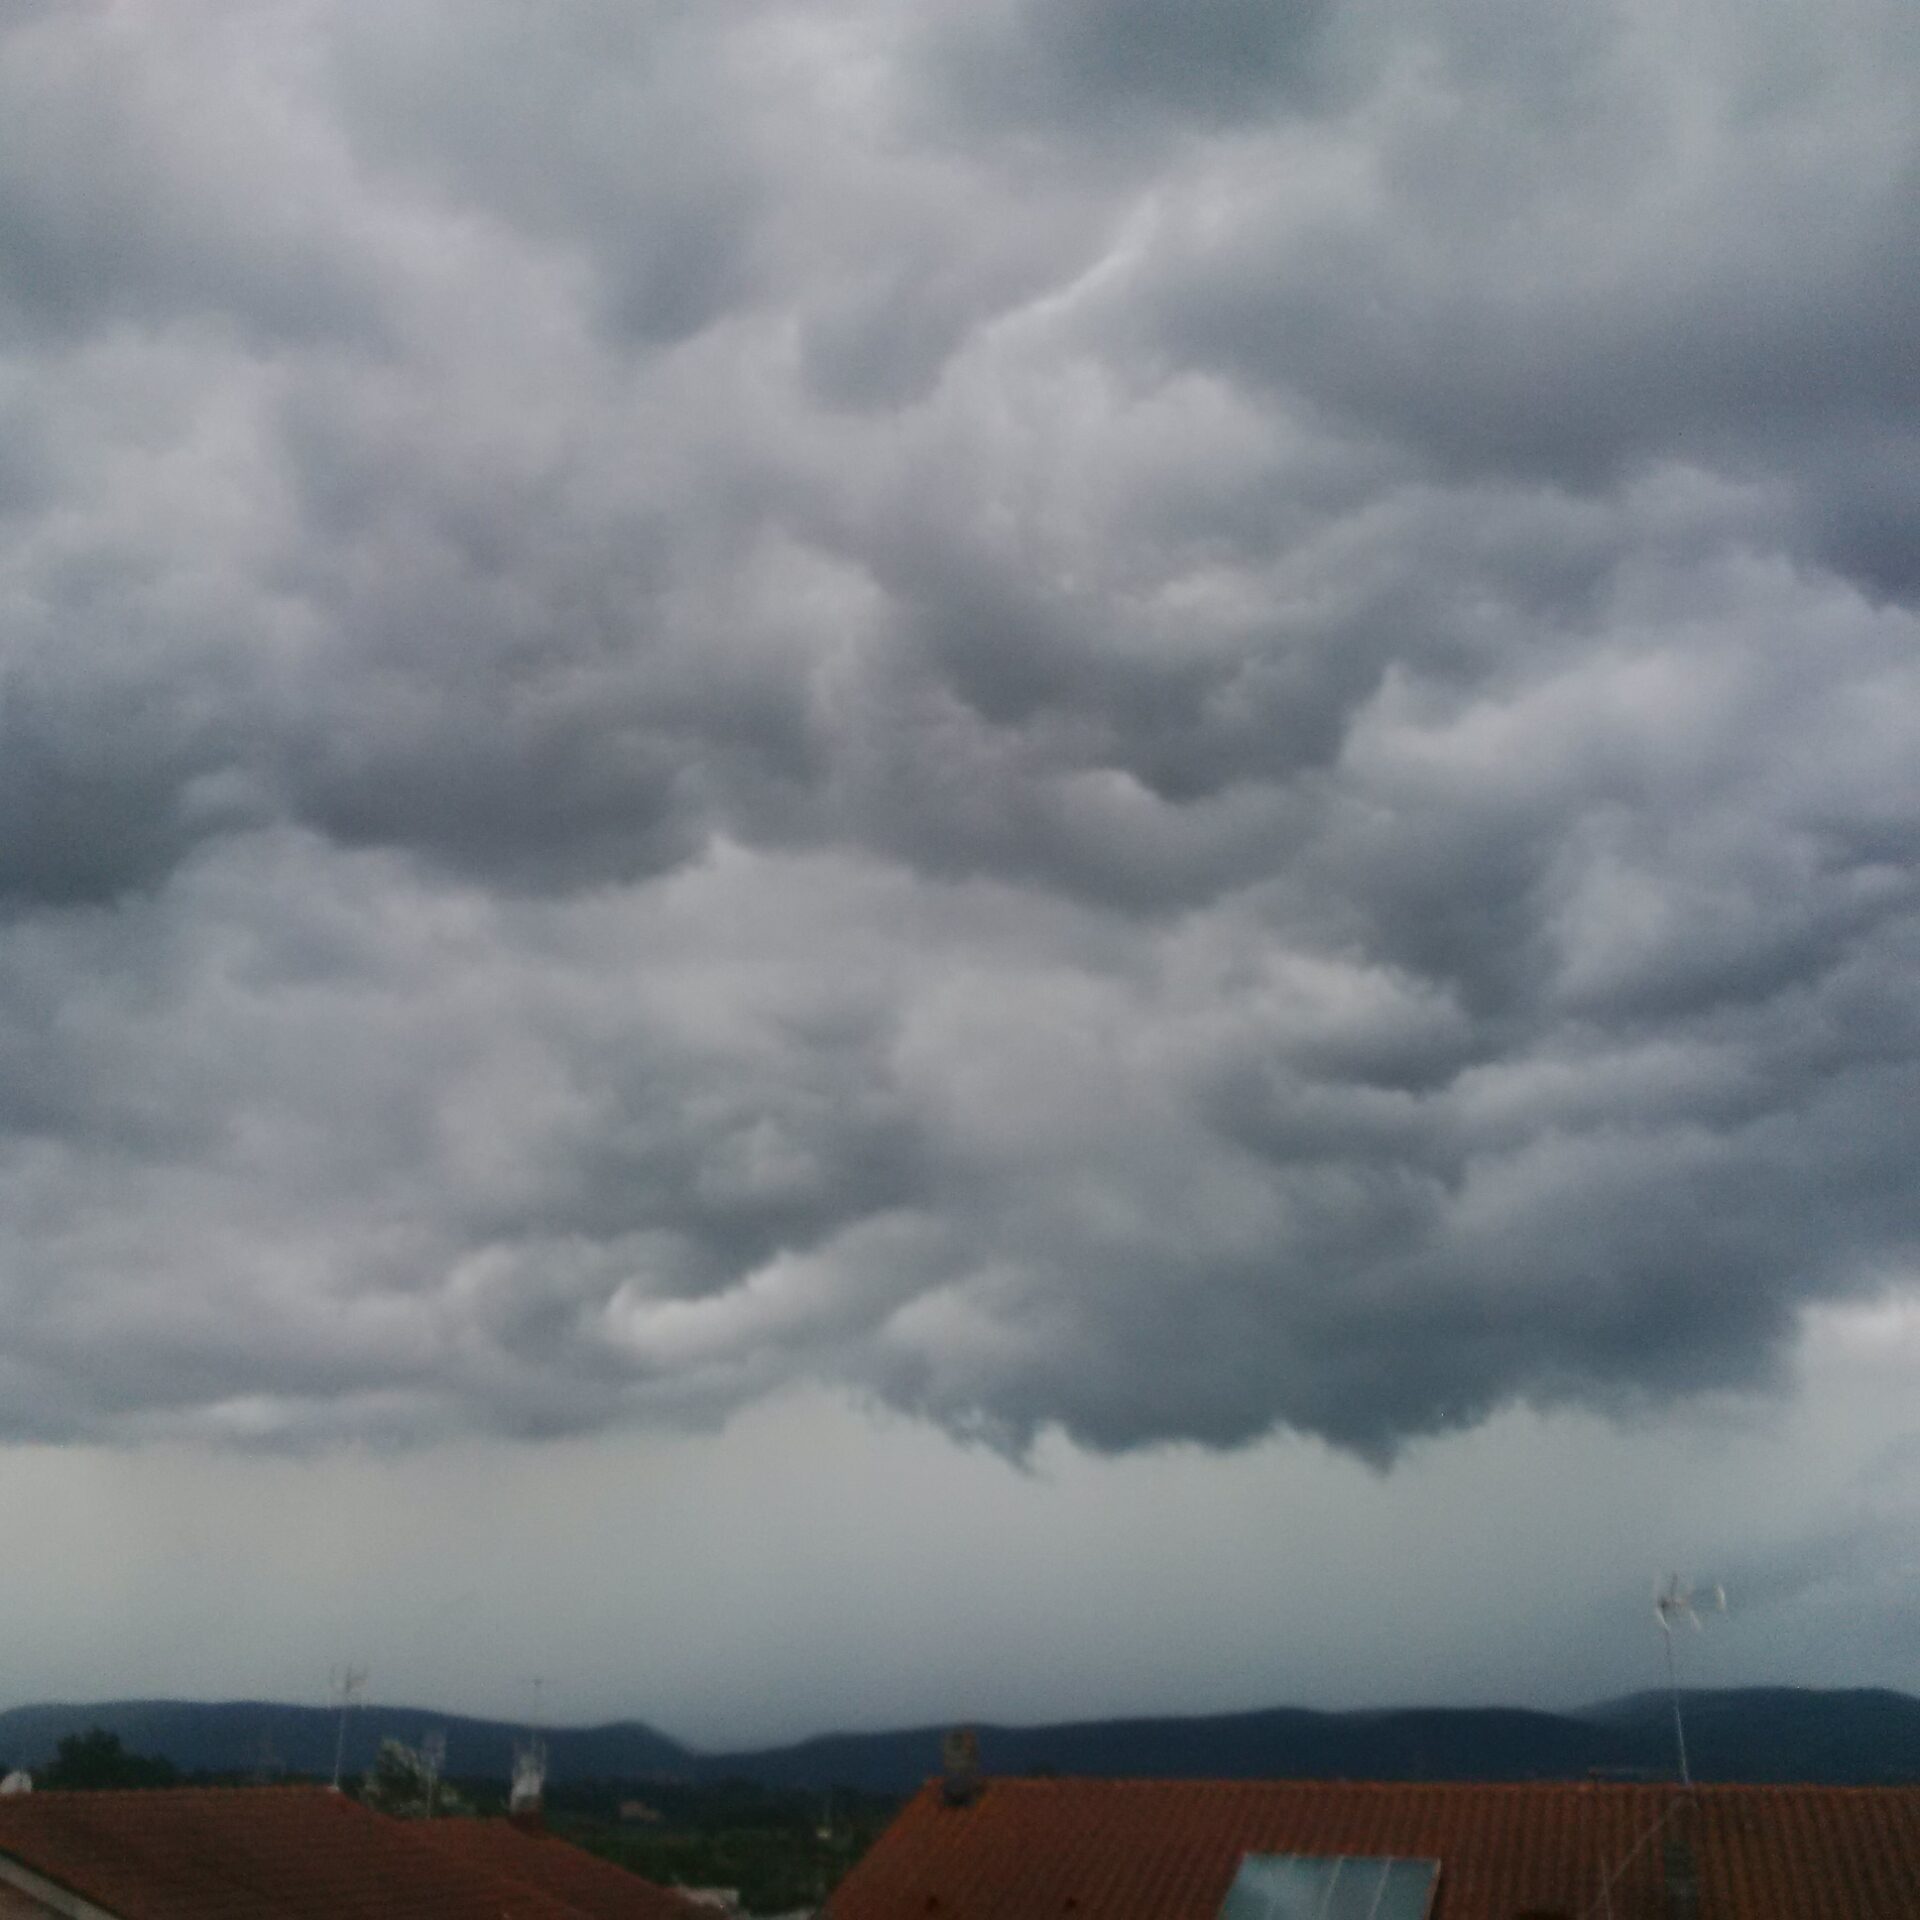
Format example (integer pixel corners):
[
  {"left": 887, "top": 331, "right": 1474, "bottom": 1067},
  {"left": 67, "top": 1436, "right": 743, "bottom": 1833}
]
[
  {"left": 510, "top": 1674, "right": 548, "bottom": 1815},
  {"left": 329, "top": 1664, "right": 369, "bottom": 1793},
  {"left": 1578, "top": 1580, "right": 1729, "bottom": 1920},
  {"left": 1653, "top": 1575, "right": 1725, "bottom": 1788},
  {"left": 421, "top": 1730, "right": 447, "bottom": 1820}
]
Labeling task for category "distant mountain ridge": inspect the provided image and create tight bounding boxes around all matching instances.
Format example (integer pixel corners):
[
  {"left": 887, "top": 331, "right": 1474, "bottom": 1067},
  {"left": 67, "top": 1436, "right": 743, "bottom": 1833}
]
[
  {"left": 0, "top": 1700, "right": 689, "bottom": 1784},
  {"left": 3, "top": 1687, "right": 1916, "bottom": 1791},
  {"left": 713, "top": 1688, "right": 1920, "bottom": 1791}
]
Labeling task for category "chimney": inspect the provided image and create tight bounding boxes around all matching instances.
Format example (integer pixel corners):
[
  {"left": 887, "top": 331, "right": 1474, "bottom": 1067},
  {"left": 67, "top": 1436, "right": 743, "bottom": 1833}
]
[{"left": 941, "top": 1727, "right": 981, "bottom": 1808}]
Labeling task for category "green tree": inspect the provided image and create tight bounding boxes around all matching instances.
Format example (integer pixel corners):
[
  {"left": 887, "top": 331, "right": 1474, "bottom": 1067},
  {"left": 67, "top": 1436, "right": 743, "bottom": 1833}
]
[
  {"left": 39, "top": 1728, "right": 178, "bottom": 1791},
  {"left": 357, "top": 1738, "right": 467, "bottom": 1819}
]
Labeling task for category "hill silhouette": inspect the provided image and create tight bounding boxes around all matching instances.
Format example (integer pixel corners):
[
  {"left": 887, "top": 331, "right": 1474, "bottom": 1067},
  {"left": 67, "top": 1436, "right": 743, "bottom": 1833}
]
[
  {"left": 0, "top": 1700, "right": 688, "bottom": 1783},
  {"left": 2, "top": 1687, "right": 1916, "bottom": 1792}
]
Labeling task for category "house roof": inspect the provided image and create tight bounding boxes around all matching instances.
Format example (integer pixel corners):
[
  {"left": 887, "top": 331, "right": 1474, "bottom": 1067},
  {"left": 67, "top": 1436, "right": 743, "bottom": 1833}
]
[
  {"left": 419, "top": 1817, "right": 706, "bottom": 1920},
  {"left": 0, "top": 1787, "right": 672, "bottom": 1920},
  {"left": 825, "top": 1776, "right": 1920, "bottom": 1920}
]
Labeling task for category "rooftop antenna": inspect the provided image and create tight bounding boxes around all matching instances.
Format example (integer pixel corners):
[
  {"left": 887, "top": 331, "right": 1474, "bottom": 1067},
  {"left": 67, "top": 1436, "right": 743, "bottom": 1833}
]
[
  {"left": 1653, "top": 1575, "right": 1726, "bottom": 1788},
  {"left": 1577, "top": 1581, "right": 1727, "bottom": 1920},
  {"left": 420, "top": 1729, "right": 447, "bottom": 1820},
  {"left": 511, "top": 1674, "right": 548, "bottom": 1815},
  {"left": 329, "top": 1664, "right": 369, "bottom": 1793}
]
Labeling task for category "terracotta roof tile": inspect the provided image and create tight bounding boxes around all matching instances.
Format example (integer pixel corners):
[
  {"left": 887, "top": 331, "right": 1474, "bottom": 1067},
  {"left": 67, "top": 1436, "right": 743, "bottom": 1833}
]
[
  {"left": 420, "top": 1818, "right": 706, "bottom": 1920},
  {"left": 0, "top": 1786, "right": 586, "bottom": 1919},
  {"left": 826, "top": 1777, "right": 1920, "bottom": 1920}
]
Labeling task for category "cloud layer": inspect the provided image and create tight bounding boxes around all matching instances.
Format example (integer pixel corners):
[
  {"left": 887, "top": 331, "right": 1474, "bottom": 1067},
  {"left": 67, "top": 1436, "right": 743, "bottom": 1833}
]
[{"left": 2, "top": 0, "right": 1916, "bottom": 1453}]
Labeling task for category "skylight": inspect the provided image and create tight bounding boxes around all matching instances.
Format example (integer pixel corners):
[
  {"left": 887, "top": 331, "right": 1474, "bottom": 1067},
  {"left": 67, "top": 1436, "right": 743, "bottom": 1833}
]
[{"left": 1218, "top": 1854, "right": 1441, "bottom": 1920}]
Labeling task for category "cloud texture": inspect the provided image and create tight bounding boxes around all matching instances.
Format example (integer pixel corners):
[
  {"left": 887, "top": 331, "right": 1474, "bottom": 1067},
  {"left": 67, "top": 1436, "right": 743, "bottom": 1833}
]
[{"left": 1, "top": 0, "right": 1916, "bottom": 1453}]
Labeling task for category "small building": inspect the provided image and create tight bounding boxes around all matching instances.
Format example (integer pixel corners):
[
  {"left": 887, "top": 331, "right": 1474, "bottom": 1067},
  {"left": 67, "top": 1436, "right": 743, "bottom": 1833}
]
[
  {"left": 825, "top": 1774, "right": 1920, "bottom": 1920},
  {"left": 0, "top": 1785, "right": 702, "bottom": 1920}
]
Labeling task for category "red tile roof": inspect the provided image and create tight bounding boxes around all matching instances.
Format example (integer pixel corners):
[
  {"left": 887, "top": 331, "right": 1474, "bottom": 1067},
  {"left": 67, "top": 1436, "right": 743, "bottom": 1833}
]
[
  {"left": 0, "top": 1787, "right": 678, "bottom": 1920},
  {"left": 826, "top": 1777, "right": 1920, "bottom": 1920},
  {"left": 420, "top": 1817, "right": 706, "bottom": 1920}
]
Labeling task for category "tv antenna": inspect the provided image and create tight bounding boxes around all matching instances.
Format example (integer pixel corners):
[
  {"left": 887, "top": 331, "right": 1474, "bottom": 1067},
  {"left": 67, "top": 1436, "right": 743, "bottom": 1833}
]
[
  {"left": 510, "top": 1735, "right": 548, "bottom": 1813},
  {"left": 329, "top": 1664, "right": 370, "bottom": 1793},
  {"left": 420, "top": 1730, "right": 447, "bottom": 1819},
  {"left": 1653, "top": 1574, "right": 1725, "bottom": 1787},
  {"left": 511, "top": 1674, "right": 548, "bottom": 1813}
]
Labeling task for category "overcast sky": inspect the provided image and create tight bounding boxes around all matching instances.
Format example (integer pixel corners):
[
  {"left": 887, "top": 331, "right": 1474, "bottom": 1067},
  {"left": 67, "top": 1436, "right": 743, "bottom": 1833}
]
[{"left": 0, "top": 0, "right": 1916, "bottom": 1748}]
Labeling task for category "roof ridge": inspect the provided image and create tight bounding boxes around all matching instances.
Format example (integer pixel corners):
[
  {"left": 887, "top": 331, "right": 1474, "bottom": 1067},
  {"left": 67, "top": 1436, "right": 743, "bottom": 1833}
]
[
  {"left": 927, "top": 1776, "right": 1920, "bottom": 1795},
  {"left": 3, "top": 1782, "right": 340, "bottom": 1799}
]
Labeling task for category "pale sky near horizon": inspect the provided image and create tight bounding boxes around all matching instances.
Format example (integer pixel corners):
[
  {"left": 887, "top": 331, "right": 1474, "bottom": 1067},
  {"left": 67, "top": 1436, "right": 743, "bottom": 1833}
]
[
  {"left": 0, "top": 0, "right": 1916, "bottom": 1749},
  {"left": 4, "top": 1297, "right": 1917, "bottom": 1749}
]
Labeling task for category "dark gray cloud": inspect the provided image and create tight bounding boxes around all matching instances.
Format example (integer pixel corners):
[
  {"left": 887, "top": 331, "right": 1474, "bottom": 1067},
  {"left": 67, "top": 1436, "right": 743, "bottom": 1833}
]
[
  {"left": 925, "top": 0, "right": 1353, "bottom": 141},
  {"left": 0, "top": 0, "right": 1915, "bottom": 1456}
]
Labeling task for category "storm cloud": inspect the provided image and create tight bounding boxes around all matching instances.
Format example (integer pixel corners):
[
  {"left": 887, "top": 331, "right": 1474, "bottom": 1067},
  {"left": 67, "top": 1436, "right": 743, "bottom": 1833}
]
[{"left": 1, "top": 0, "right": 1915, "bottom": 1457}]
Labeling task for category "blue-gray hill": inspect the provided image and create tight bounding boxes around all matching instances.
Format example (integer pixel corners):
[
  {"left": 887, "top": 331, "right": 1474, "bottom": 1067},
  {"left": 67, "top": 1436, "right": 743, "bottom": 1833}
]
[
  {"left": 0, "top": 1700, "right": 689, "bottom": 1782},
  {"left": 3, "top": 1687, "right": 1917, "bottom": 1792}
]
